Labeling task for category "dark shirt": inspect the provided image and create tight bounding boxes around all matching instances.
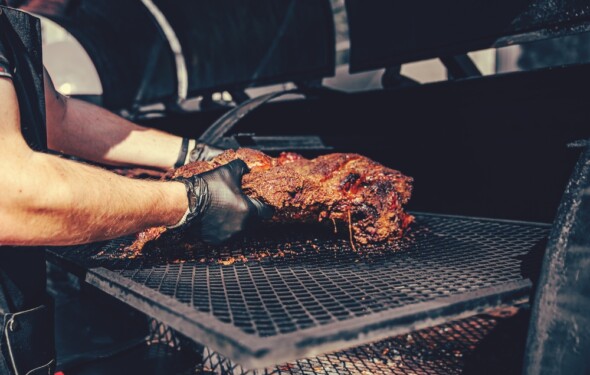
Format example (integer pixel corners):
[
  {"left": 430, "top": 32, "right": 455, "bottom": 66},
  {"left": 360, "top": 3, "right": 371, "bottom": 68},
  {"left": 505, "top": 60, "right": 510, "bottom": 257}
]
[
  {"left": 0, "top": 18, "right": 13, "bottom": 79},
  {"left": 0, "top": 7, "right": 47, "bottom": 312}
]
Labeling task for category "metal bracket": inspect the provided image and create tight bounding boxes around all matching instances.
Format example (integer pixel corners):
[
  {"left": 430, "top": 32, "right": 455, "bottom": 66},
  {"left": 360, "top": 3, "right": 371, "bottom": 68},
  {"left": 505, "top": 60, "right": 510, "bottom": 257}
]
[
  {"left": 381, "top": 65, "right": 420, "bottom": 89},
  {"left": 229, "top": 90, "right": 250, "bottom": 105},
  {"left": 439, "top": 54, "right": 482, "bottom": 79},
  {"left": 295, "top": 78, "right": 323, "bottom": 90}
]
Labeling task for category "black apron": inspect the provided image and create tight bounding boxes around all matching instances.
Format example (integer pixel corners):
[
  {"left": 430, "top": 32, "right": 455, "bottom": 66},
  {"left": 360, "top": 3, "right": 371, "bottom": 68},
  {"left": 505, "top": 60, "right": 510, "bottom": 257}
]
[{"left": 0, "top": 6, "right": 55, "bottom": 375}]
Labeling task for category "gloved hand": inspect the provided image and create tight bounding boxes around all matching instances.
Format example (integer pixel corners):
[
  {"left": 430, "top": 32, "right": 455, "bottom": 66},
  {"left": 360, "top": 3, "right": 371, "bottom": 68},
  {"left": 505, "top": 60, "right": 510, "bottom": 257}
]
[
  {"left": 188, "top": 142, "right": 225, "bottom": 162},
  {"left": 172, "top": 159, "right": 273, "bottom": 244}
]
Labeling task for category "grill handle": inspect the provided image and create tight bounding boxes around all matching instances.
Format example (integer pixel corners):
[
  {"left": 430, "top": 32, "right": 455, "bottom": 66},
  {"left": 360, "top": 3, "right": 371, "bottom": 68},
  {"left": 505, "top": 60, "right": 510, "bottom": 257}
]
[{"left": 198, "top": 89, "right": 302, "bottom": 145}]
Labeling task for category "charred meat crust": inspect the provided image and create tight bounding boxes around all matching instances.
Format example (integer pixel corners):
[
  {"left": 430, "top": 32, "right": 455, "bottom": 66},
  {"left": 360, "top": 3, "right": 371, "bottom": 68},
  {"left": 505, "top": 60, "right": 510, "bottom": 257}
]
[{"left": 129, "top": 149, "right": 413, "bottom": 254}]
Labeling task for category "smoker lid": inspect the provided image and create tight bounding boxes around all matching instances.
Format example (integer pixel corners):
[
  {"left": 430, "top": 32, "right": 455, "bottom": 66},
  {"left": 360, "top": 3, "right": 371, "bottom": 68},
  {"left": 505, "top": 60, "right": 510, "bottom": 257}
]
[
  {"left": 346, "top": 0, "right": 590, "bottom": 73},
  {"left": 152, "top": 0, "right": 336, "bottom": 98},
  {"left": 22, "top": 0, "right": 335, "bottom": 111},
  {"left": 22, "top": 0, "right": 178, "bottom": 111}
]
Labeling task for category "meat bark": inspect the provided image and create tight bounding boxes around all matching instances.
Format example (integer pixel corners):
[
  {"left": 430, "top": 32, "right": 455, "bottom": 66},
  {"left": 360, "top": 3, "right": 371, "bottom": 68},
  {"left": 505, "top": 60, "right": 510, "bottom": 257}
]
[{"left": 127, "top": 149, "right": 413, "bottom": 254}]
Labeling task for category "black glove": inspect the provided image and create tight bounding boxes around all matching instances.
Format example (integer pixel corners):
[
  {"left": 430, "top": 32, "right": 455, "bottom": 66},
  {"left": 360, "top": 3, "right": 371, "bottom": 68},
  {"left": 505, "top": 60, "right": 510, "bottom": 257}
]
[
  {"left": 173, "top": 159, "right": 273, "bottom": 244},
  {"left": 189, "top": 142, "right": 225, "bottom": 162}
]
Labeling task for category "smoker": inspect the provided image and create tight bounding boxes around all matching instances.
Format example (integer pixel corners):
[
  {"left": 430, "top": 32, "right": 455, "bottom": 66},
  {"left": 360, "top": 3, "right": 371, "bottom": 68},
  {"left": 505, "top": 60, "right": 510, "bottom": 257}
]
[{"left": 22, "top": 0, "right": 590, "bottom": 373}]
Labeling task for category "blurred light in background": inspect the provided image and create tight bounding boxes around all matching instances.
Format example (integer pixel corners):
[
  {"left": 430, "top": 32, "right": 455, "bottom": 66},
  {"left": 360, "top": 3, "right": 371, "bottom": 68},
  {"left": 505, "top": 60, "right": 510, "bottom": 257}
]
[{"left": 58, "top": 82, "right": 72, "bottom": 95}]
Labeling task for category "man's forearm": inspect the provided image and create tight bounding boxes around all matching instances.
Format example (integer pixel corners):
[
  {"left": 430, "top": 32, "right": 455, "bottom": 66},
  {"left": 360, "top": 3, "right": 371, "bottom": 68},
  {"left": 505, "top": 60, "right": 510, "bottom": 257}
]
[
  {"left": 47, "top": 96, "right": 184, "bottom": 170},
  {"left": 0, "top": 151, "right": 187, "bottom": 246}
]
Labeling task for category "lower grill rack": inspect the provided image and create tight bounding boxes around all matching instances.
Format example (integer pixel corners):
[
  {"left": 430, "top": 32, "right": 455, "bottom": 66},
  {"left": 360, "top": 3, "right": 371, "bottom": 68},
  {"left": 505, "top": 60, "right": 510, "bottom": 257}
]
[
  {"left": 196, "top": 307, "right": 525, "bottom": 374},
  {"left": 47, "top": 213, "right": 549, "bottom": 368}
]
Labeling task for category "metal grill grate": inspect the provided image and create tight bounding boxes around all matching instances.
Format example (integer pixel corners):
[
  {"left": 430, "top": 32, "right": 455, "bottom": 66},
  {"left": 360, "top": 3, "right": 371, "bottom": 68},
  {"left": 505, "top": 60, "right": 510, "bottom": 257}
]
[
  {"left": 199, "top": 309, "right": 521, "bottom": 375},
  {"left": 48, "top": 213, "right": 548, "bottom": 368}
]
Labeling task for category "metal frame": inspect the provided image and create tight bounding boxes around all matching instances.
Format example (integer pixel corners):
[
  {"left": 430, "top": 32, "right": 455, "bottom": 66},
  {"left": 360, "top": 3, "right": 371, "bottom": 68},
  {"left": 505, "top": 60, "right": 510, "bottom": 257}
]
[
  {"left": 86, "top": 266, "right": 531, "bottom": 369},
  {"left": 197, "top": 311, "right": 516, "bottom": 375}
]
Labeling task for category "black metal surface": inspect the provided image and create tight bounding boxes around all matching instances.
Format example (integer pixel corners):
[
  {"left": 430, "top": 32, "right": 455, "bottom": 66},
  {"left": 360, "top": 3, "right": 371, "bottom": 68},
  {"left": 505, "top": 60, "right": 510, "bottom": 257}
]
[
  {"left": 523, "top": 141, "right": 590, "bottom": 374},
  {"left": 47, "top": 214, "right": 548, "bottom": 368},
  {"left": 346, "top": 0, "right": 590, "bottom": 72}
]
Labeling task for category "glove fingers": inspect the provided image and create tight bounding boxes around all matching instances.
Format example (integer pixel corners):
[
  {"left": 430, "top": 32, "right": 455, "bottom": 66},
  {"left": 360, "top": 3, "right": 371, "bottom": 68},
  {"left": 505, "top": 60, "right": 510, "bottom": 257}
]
[
  {"left": 247, "top": 197, "right": 274, "bottom": 221},
  {"left": 225, "top": 159, "right": 250, "bottom": 185}
]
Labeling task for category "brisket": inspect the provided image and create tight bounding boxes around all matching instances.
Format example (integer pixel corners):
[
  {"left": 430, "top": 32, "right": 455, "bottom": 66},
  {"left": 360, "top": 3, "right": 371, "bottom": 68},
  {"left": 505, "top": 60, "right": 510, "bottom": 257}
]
[{"left": 127, "top": 149, "right": 413, "bottom": 254}]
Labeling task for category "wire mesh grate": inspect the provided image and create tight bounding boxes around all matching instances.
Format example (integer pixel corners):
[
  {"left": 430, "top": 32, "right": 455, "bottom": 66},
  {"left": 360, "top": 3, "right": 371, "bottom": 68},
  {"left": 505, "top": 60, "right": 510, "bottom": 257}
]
[
  {"left": 198, "top": 308, "right": 524, "bottom": 374},
  {"left": 48, "top": 214, "right": 548, "bottom": 366}
]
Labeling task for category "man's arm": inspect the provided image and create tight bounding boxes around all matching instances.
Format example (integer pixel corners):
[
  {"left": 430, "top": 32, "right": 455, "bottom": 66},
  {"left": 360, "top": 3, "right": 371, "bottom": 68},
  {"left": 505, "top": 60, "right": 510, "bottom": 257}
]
[
  {"left": 0, "top": 77, "right": 187, "bottom": 246},
  {"left": 44, "top": 70, "right": 185, "bottom": 170}
]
